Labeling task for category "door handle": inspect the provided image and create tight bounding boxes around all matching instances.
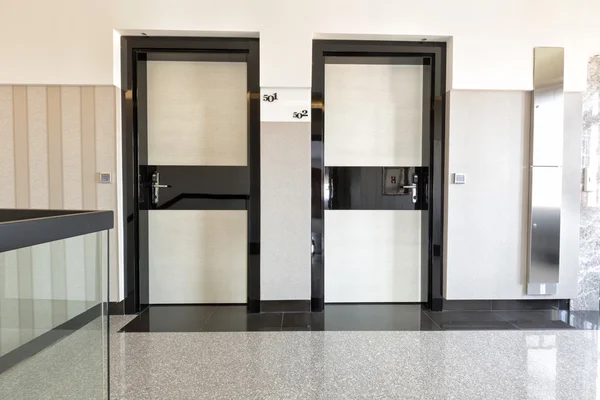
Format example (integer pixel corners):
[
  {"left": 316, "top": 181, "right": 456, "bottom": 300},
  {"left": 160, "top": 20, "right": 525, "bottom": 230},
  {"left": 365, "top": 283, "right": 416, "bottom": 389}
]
[
  {"left": 402, "top": 185, "right": 418, "bottom": 204},
  {"left": 151, "top": 171, "right": 171, "bottom": 205}
]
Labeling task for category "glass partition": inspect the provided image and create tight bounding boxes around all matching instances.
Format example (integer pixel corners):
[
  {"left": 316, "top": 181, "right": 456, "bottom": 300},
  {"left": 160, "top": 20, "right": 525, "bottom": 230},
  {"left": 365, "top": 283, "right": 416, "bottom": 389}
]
[{"left": 0, "top": 231, "right": 108, "bottom": 399}]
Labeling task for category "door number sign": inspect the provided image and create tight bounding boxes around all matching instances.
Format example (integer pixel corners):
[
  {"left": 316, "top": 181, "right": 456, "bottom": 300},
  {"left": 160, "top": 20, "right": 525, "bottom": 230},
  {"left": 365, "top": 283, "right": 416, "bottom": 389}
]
[
  {"left": 260, "top": 88, "right": 311, "bottom": 122},
  {"left": 293, "top": 110, "right": 309, "bottom": 119},
  {"left": 262, "top": 93, "right": 278, "bottom": 102}
]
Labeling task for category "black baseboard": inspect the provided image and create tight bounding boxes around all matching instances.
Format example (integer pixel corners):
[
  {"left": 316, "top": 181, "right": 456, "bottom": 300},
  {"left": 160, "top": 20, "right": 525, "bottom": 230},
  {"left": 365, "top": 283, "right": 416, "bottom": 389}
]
[
  {"left": 109, "top": 296, "right": 141, "bottom": 315},
  {"left": 261, "top": 300, "right": 311, "bottom": 313},
  {"left": 442, "top": 299, "right": 570, "bottom": 311},
  {"left": 248, "top": 299, "right": 261, "bottom": 314},
  {"left": 108, "top": 300, "right": 127, "bottom": 315},
  {"left": 429, "top": 297, "right": 444, "bottom": 312},
  {"left": 0, "top": 303, "right": 102, "bottom": 374}
]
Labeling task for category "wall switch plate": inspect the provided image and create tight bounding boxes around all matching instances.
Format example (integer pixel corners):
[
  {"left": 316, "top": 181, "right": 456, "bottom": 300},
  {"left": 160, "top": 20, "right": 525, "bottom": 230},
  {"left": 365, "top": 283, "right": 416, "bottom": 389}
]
[
  {"left": 453, "top": 173, "right": 466, "bottom": 184},
  {"left": 99, "top": 172, "right": 112, "bottom": 184},
  {"left": 583, "top": 167, "right": 597, "bottom": 192}
]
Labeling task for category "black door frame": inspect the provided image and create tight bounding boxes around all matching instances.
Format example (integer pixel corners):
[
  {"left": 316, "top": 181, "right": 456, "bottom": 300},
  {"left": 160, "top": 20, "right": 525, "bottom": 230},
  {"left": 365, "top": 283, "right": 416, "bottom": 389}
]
[
  {"left": 311, "top": 40, "right": 447, "bottom": 312},
  {"left": 121, "top": 36, "right": 261, "bottom": 314}
]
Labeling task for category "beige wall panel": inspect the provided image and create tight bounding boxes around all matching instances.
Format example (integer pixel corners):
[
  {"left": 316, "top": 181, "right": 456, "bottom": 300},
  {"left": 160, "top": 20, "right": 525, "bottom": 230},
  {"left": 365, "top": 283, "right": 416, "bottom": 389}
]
[
  {"left": 0, "top": 251, "right": 20, "bottom": 354},
  {"left": 47, "top": 87, "right": 63, "bottom": 209},
  {"left": 65, "top": 235, "right": 86, "bottom": 318},
  {"left": 94, "top": 86, "right": 118, "bottom": 301},
  {"left": 50, "top": 240, "right": 67, "bottom": 326},
  {"left": 16, "top": 248, "right": 33, "bottom": 344},
  {"left": 60, "top": 87, "right": 82, "bottom": 210},
  {"left": 81, "top": 87, "right": 97, "bottom": 210},
  {"left": 31, "top": 243, "right": 53, "bottom": 332},
  {"left": 26, "top": 86, "right": 49, "bottom": 209},
  {"left": 0, "top": 86, "right": 15, "bottom": 208},
  {"left": 12, "top": 86, "right": 29, "bottom": 208}
]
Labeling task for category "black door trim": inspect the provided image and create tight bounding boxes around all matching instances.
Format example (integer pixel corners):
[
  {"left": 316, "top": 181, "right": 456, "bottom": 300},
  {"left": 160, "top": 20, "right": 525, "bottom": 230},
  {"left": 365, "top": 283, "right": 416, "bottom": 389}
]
[
  {"left": 311, "top": 40, "right": 446, "bottom": 312},
  {"left": 121, "top": 36, "right": 261, "bottom": 314}
]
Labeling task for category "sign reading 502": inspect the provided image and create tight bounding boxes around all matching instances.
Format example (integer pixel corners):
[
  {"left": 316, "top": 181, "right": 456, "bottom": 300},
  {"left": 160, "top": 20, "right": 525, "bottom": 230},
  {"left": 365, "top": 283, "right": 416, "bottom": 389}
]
[{"left": 293, "top": 110, "right": 309, "bottom": 119}]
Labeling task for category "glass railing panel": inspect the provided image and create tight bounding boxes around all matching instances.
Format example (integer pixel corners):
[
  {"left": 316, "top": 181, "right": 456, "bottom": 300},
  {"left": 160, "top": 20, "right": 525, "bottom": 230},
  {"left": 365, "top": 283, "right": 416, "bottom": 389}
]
[{"left": 0, "top": 230, "right": 108, "bottom": 399}]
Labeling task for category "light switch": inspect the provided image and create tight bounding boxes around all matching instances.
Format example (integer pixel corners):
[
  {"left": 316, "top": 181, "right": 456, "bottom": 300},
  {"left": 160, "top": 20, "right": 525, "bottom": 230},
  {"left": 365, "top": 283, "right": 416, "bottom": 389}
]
[
  {"left": 453, "top": 173, "right": 466, "bottom": 184},
  {"left": 99, "top": 172, "right": 112, "bottom": 184}
]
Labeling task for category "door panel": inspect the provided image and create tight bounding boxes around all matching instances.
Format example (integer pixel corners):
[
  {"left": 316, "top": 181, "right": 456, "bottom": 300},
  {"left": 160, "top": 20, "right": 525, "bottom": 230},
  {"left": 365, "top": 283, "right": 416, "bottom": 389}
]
[
  {"left": 144, "top": 58, "right": 249, "bottom": 305},
  {"left": 147, "top": 61, "right": 247, "bottom": 166},
  {"left": 322, "top": 60, "right": 427, "bottom": 304},
  {"left": 324, "top": 64, "right": 423, "bottom": 167},
  {"left": 148, "top": 210, "right": 247, "bottom": 304},
  {"left": 324, "top": 210, "right": 422, "bottom": 302}
]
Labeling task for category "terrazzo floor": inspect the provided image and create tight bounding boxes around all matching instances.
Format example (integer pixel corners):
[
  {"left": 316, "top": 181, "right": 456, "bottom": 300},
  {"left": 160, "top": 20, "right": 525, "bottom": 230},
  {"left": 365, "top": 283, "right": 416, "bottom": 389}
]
[
  {"left": 3, "top": 315, "right": 600, "bottom": 399},
  {"left": 109, "top": 316, "right": 600, "bottom": 400}
]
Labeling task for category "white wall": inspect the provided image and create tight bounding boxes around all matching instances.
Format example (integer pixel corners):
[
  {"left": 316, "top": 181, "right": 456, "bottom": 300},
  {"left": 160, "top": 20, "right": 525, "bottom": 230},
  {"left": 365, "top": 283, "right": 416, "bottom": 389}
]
[
  {"left": 1, "top": 0, "right": 599, "bottom": 90},
  {"left": 445, "top": 90, "right": 581, "bottom": 299},
  {"left": 0, "top": 0, "right": 595, "bottom": 301},
  {"left": 260, "top": 123, "right": 311, "bottom": 300}
]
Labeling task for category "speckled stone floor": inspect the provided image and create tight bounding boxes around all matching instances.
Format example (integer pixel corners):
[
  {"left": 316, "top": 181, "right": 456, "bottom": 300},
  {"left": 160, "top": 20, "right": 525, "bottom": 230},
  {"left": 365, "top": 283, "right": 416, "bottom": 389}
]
[
  {"left": 1, "top": 315, "right": 599, "bottom": 399},
  {"left": 110, "top": 316, "right": 600, "bottom": 400}
]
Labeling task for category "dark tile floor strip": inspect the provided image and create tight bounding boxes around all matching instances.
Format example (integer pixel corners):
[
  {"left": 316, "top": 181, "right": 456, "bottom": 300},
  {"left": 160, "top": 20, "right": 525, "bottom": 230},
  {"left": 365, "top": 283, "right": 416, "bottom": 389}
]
[{"left": 119, "top": 305, "right": 600, "bottom": 333}]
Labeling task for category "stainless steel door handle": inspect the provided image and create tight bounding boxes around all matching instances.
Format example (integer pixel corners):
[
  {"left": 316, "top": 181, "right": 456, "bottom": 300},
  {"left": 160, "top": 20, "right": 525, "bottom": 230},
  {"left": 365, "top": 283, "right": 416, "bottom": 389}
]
[
  {"left": 151, "top": 171, "right": 170, "bottom": 205},
  {"left": 402, "top": 185, "right": 418, "bottom": 204}
]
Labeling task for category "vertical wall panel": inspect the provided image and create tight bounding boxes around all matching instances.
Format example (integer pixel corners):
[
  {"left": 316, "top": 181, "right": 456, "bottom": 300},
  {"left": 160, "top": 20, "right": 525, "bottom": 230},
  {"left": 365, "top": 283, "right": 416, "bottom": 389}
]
[
  {"left": 83, "top": 234, "right": 98, "bottom": 303},
  {"left": 81, "top": 87, "right": 97, "bottom": 305},
  {"left": 81, "top": 86, "right": 97, "bottom": 210},
  {"left": 47, "top": 87, "right": 63, "bottom": 209},
  {"left": 260, "top": 122, "right": 311, "bottom": 300},
  {"left": 60, "top": 86, "right": 83, "bottom": 210},
  {"left": 27, "top": 86, "right": 49, "bottom": 209},
  {"left": 47, "top": 87, "right": 67, "bottom": 323},
  {"left": 0, "top": 86, "right": 15, "bottom": 208},
  {"left": 30, "top": 243, "right": 52, "bottom": 333},
  {"left": 59, "top": 86, "right": 83, "bottom": 318},
  {"left": 95, "top": 87, "right": 117, "bottom": 302},
  {"left": 0, "top": 84, "right": 120, "bottom": 310},
  {"left": 65, "top": 235, "right": 86, "bottom": 317},
  {"left": 12, "top": 86, "right": 34, "bottom": 344},
  {"left": 27, "top": 87, "right": 53, "bottom": 331},
  {"left": 12, "top": 86, "right": 30, "bottom": 208},
  {"left": 50, "top": 240, "right": 67, "bottom": 325},
  {"left": 16, "top": 248, "right": 33, "bottom": 344},
  {"left": 0, "top": 251, "right": 20, "bottom": 354}
]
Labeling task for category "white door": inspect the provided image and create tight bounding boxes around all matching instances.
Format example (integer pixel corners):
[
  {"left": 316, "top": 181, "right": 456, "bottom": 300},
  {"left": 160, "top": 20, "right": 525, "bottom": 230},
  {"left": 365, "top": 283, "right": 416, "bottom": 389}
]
[
  {"left": 323, "top": 61, "right": 427, "bottom": 303},
  {"left": 145, "top": 60, "right": 248, "bottom": 304}
]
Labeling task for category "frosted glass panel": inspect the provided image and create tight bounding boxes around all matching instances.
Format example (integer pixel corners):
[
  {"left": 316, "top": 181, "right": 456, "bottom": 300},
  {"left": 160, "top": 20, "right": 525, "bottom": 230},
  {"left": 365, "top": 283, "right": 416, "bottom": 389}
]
[
  {"left": 147, "top": 61, "right": 247, "bottom": 166},
  {"left": 324, "top": 64, "right": 423, "bottom": 167},
  {"left": 324, "top": 210, "right": 422, "bottom": 302},
  {"left": 149, "top": 210, "right": 247, "bottom": 303}
]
